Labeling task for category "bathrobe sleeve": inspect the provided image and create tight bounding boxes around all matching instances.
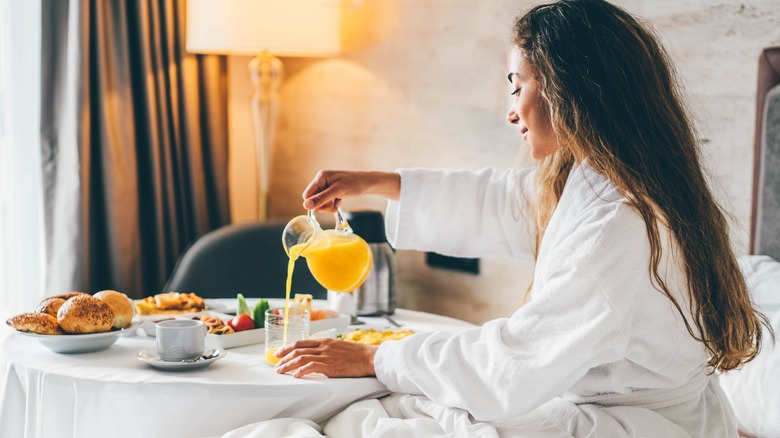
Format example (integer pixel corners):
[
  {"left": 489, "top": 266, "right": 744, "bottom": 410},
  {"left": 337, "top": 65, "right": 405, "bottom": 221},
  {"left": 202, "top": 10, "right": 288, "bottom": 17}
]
[
  {"left": 384, "top": 167, "right": 537, "bottom": 260},
  {"left": 374, "top": 202, "right": 646, "bottom": 421}
]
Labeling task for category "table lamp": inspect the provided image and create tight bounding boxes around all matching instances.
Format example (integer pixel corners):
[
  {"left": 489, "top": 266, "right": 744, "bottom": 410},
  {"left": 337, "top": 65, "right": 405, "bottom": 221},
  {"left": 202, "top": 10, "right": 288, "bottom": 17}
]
[{"left": 186, "top": 0, "right": 345, "bottom": 220}]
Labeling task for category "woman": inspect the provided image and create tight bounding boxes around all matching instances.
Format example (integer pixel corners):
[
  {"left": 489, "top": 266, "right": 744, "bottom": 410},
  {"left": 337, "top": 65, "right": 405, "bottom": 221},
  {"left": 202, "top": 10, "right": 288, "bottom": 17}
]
[{"left": 273, "top": 0, "right": 770, "bottom": 436}]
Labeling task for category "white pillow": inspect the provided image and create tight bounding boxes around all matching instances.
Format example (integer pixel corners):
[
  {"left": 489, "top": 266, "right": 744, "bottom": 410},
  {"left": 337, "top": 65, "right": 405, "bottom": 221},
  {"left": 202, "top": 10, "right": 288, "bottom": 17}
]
[{"left": 719, "top": 255, "right": 780, "bottom": 438}]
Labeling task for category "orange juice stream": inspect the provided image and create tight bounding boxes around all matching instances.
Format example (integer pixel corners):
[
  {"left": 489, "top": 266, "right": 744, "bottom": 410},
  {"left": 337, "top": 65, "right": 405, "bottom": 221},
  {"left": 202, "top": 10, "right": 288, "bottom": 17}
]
[
  {"left": 283, "top": 246, "right": 304, "bottom": 346},
  {"left": 267, "top": 247, "right": 302, "bottom": 366}
]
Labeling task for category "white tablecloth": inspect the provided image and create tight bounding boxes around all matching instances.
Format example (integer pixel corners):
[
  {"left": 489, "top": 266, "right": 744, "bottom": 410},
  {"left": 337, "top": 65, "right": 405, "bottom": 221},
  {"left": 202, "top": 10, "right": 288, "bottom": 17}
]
[{"left": 0, "top": 306, "right": 474, "bottom": 438}]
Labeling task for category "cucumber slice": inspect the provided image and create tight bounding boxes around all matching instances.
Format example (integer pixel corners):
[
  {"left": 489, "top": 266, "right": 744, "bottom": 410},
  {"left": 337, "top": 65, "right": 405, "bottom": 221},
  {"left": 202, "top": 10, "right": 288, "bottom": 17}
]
[{"left": 237, "top": 293, "right": 251, "bottom": 316}]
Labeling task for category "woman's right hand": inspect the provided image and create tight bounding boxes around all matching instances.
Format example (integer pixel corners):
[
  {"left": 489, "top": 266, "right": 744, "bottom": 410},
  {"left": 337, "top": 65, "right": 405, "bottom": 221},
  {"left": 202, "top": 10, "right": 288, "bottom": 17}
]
[{"left": 302, "top": 170, "right": 400, "bottom": 212}]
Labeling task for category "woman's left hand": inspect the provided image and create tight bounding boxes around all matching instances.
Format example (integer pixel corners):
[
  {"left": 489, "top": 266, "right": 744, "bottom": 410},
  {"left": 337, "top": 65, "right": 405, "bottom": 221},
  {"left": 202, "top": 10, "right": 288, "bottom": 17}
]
[{"left": 274, "top": 338, "right": 379, "bottom": 378}]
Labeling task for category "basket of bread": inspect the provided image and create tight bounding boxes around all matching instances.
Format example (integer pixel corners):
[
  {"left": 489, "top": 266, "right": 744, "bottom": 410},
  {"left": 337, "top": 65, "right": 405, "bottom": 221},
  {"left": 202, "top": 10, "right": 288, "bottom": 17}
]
[{"left": 6, "top": 290, "right": 139, "bottom": 353}]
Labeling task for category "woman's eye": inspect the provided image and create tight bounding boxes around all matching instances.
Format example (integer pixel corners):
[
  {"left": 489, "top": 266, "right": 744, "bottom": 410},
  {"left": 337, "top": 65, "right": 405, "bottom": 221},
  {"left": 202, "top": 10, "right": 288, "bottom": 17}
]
[{"left": 510, "top": 88, "right": 521, "bottom": 96}]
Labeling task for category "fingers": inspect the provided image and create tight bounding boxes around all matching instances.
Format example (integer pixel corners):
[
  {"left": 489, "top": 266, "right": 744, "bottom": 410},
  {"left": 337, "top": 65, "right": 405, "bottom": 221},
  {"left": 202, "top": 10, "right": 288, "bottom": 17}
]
[
  {"left": 301, "top": 170, "right": 329, "bottom": 201},
  {"left": 302, "top": 186, "right": 343, "bottom": 211},
  {"left": 301, "top": 170, "right": 338, "bottom": 210},
  {"left": 275, "top": 339, "right": 323, "bottom": 357},
  {"left": 274, "top": 338, "right": 338, "bottom": 376},
  {"left": 274, "top": 340, "right": 378, "bottom": 379},
  {"left": 276, "top": 353, "right": 325, "bottom": 375},
  {"left": 292, "top": 362, "right": 330, "bottom": 378},
  {"left": 304, "top": 199, "right": 342, "bottom": 211},
  {"left": 301, "top": 170, "right": 353, "bottom": 211}
]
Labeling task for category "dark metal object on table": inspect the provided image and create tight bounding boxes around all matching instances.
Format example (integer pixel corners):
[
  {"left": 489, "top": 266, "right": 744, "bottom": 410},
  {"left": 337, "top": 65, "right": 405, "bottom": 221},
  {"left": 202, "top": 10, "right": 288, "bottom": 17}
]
[
  {"left": 383, "top": 314, "right": 403, "bottom": 328},
  {"left": 343, "top": 211, "right": 398, "bottom": 317},
  {"left": 181, "top": 349, "right": 221, "bottom": 363}
]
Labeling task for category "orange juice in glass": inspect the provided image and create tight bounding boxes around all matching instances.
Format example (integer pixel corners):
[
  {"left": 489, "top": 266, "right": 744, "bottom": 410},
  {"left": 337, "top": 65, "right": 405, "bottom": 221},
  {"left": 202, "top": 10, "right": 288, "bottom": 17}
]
[{"left": 265, "top": 307, "right": 309, "bottom": 366}]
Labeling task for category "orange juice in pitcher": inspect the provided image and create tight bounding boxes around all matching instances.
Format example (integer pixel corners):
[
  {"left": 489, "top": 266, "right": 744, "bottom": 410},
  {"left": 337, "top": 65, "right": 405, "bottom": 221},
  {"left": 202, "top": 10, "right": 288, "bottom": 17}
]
[
  {"left": 284, "top": 209, "right": 373, "bottom": 293},
  {"left": 298, "top": 233, "right": 372, "bottom": 292}
]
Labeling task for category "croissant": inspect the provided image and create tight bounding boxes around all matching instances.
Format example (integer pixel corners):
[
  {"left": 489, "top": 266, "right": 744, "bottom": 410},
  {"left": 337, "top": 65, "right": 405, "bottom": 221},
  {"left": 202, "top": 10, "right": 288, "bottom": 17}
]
[{"left": 6, "top": 313, "right": 63, "bottom": 335}]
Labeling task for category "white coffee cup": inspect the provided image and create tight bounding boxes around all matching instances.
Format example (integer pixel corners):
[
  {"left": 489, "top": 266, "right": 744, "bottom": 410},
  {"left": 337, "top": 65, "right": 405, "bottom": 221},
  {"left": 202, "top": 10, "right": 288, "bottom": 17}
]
[{"left": 156, "top": 319, "right": 206, "bottom": 362}]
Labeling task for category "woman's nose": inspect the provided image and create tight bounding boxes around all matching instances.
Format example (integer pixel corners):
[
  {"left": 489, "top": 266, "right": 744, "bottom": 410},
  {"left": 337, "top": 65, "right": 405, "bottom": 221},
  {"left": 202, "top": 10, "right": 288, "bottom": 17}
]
[{"left": 507, "top": 109, "right": 519, "bottom": 124}]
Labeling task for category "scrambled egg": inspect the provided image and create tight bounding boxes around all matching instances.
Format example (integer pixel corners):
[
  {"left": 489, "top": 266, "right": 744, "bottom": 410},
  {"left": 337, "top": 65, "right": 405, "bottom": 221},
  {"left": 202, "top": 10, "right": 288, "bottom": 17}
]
[{"left": 338, "top": 328, "right": 414, "bottom": 345}]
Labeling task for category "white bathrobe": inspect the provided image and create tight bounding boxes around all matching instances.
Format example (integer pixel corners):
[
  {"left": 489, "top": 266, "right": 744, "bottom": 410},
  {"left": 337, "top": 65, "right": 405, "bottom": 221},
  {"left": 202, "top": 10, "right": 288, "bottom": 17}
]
[
  {"left": 220, "top": 163, "right": 738, "bottom": 438},
  {"left": 373, "top": 162, "right": 738, "bottom": 437}
]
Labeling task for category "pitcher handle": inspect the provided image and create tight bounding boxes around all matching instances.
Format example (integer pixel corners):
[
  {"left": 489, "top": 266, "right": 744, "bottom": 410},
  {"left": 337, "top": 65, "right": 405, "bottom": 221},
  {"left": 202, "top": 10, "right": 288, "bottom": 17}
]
[{"left": 334, "top": 208, "right": 353, "bottom": 235}]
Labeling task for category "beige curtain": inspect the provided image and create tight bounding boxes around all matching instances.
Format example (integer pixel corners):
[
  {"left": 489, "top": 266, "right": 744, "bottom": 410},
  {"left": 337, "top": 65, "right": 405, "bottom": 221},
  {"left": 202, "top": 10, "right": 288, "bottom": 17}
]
[{"left": 41, "top": 0, "right": 229, "bottom": 298}]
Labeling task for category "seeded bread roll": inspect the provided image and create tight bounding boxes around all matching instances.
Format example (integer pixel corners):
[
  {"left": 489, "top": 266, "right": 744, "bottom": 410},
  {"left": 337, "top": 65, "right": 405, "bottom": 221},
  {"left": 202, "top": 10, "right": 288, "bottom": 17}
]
[
  {"left": 35, "top": 297, "right": 67, "bottom": 317},
  {"left": 6, "top": 313, "right": 63, "bottom": 335},
  {"left": 50, "top": 291, "right": 89, "bottom": 301},
  {"left": 94, "top": 290, "right": 134, "bottom": 329},
  {"left": 57, "top": 295, "right": 114, "bottom": 334}
]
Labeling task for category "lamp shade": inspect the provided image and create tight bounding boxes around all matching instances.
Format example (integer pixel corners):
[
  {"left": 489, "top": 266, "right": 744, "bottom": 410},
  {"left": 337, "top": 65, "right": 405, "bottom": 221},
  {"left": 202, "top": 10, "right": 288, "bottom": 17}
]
[{"left": 186, "top": 0, "right": 342, "bottom": 57}]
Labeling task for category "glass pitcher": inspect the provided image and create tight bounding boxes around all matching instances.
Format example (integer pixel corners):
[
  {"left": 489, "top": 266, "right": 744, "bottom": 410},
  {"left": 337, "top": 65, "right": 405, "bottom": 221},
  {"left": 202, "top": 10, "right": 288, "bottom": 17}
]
[{"left": 282, "top": 209, "right": 373, "bottom": 293}]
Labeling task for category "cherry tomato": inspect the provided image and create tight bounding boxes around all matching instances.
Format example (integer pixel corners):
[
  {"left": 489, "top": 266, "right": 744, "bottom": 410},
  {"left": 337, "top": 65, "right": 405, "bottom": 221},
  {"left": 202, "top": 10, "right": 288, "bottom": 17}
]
[{"left": 228, "top": 314, "right": 255, "bottom": 332}]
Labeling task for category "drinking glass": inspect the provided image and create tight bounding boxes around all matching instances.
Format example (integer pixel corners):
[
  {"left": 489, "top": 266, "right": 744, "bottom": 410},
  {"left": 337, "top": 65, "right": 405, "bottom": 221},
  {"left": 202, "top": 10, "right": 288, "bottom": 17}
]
[{"left": 264, "top": 307, "right": 310, "bottom": 366}]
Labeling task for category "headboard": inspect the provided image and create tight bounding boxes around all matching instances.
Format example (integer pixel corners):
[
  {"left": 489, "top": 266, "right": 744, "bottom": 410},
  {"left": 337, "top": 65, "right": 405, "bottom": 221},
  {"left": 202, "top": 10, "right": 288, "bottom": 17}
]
[{"left": 750, "top": 47, "right": 780, "bottom": 259}]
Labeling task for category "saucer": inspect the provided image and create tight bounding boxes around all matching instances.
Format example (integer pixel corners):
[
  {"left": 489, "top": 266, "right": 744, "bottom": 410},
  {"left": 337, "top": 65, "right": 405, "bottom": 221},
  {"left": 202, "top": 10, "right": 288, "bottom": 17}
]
[{"left": 137, "top": 348, "right": 226, "bottom": 371}]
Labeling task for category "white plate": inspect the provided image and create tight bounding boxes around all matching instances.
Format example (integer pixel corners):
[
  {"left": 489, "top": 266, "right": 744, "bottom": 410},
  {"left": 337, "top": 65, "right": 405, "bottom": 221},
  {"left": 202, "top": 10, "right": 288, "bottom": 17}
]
[
  {"left": 311, "top": 325, "right": 418, "bottom": 346},
  {"left": 137, "top": 348, "right": 226, "bottom": 371},
  {"left": 14, "top": 320, "right": 143, "bottom": 354}
]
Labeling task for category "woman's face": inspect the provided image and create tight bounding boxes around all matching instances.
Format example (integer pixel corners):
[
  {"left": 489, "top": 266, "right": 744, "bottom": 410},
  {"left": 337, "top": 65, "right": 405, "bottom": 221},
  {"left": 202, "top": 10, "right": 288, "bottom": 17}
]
[{"left": 507, "top": 47, "right": 559, "bottom": 159}]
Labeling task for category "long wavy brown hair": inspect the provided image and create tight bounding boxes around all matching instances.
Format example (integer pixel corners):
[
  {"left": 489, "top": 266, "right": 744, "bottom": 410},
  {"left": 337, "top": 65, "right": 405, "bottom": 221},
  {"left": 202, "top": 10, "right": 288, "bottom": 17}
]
[{"left": 514, "top": 0, "right": 771, "bottom": 371}]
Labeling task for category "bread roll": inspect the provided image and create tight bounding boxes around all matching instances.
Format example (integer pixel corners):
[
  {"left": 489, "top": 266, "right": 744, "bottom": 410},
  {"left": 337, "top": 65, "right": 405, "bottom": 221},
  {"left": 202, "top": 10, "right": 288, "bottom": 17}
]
[
  {"left": 57, "top": 295, "right": 114, "bottom": 334},
  {"left": 94, "top": 290, "right": 134, "bottom": 329},
  {"left": 35, "top": 297, "right": 66, "bottom": 317},
  {"left": 50, "top": 291, "right": 89, "bottom": 301},
  {"left": 6, "top": 313, "right": 63, "bottom": 335}
]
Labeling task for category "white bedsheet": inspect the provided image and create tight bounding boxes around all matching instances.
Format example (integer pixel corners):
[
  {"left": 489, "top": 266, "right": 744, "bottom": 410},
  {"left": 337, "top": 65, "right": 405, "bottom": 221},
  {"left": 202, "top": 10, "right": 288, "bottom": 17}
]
[{"left": 217, "top": 392, "right": 697, "bottom": 438}]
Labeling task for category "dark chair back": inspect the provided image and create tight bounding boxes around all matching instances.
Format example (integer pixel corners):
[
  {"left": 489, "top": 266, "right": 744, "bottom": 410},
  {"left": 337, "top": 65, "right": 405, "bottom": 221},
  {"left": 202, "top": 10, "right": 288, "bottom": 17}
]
[{"left": 163, "top": 221, "right": 326, "bottom": 299}]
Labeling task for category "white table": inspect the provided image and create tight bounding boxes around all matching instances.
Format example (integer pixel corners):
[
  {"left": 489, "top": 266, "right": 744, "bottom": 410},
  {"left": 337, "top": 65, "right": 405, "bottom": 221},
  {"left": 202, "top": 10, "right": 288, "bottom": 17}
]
[{"left": 0, "top": 306, "right": 474, "bottom": 438}]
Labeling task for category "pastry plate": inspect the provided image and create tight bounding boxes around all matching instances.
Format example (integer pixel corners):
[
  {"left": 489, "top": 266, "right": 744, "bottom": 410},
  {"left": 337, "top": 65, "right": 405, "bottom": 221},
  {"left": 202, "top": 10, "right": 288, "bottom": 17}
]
[
  {"left": 133, "top": 299, "right": 228, "bottom": 322},
  {"left": 15, "top": 320, "right": 143, "bottom": 354},
  {"left": 137, "top": 348, "right": 226, "bottom": 371}
]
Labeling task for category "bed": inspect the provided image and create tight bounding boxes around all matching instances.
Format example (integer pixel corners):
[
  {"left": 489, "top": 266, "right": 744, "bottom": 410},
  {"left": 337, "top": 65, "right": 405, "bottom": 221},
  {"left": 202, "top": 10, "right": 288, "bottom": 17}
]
[{"left": 720, "top": 46, "right": 780, "bottom": 438}]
